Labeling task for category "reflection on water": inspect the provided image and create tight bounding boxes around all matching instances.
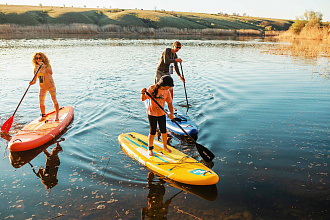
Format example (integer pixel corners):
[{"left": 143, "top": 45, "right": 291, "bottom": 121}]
[
  {"left": 34, "top": 143, "right": 62, "bottom": 191},
  {"left": 266, "top": 39, "right": 330, "bottom": 79},
  {"left": 0, "top": 36, "right": 329, "bottom": 219},
  {"left": 167, "top": 177, "right": 218, "bottom": 202},
  {"left": 141, "top": 172, "right": 171, "bottom": 220},
  {"left": 9, "top": 138, "right": 65, "bottom": 191},
  {"left": 141, "top": 172, "right": 218, "bottom": 219}
]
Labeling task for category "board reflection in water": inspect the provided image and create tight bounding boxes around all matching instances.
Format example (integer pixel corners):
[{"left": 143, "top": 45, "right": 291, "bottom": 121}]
[
  {"left": 9, "top": 136, "right": 66, "bottom": 192},
  {"left": 141, "top": 172, "right": 218, "bottom": 219}
]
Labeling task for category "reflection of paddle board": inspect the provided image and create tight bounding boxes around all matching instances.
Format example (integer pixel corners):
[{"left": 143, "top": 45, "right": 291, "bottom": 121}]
[
  {"left": 10, "top": 135, "right": 66, "bottom": 169},
  {"left": 144, "top": 100, "right": 198, "bottom": 140},
  {"left": 169, "top": 180, "right": 218, "bottom": 201},
  {"left": 8, "top": 106, "right": 73, "bottom": 152},
  {"left": 118, "top": 132, "right": 219, "bottom": 185}
]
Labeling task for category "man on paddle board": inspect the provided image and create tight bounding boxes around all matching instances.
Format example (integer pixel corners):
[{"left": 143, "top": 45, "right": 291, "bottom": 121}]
[
  {"left": 30, "top": 52, "right": 59, "bottom": 121},
  {"left": 155, "top": 41, "right": 185, "bottom": 99},
  {"left": 141, "top": 75, "right": 175, "bottom": 156}
]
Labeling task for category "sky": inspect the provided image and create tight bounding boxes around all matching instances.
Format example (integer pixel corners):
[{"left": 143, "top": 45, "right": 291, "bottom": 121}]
[{"left": 2, "top": 0, "right": 330, "bottom": 21}]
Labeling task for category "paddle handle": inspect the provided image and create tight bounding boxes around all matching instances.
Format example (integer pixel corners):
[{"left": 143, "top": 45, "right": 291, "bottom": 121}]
[
  {"left": 145, "top": 90, "right": 196, "bottom": 144},
  {"left": 12, "top": 65, "right": 42, "bottom": 117}
]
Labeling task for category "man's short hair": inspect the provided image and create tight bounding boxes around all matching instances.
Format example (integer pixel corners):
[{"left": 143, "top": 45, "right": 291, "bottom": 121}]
[{"left": 173, "top": 41, "right": 181, "bottom": 47}]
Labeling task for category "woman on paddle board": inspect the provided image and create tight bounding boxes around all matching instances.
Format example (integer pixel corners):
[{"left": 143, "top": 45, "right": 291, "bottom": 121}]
[
  {"left": 141, "top": 75, "right": 175, "bottom": 156},
  {"left": 30, "top": 52, "right": 59, "bottom": 121},
  {"left": 155, "top": 41, "right": 185, "bottom": 99}
]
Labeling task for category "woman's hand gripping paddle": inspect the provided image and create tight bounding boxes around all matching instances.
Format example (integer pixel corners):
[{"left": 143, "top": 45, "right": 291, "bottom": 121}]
[
  {"left": 145, "top": 90, "right": 215, "bottom": 162},
  {"left": 1, "top": 64, "right": 42, "bottom": 133}
]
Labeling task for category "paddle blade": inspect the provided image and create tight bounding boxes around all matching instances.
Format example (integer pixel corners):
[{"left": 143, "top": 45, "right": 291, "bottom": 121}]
[
  {"left": 1, "top": 116, "right": 14, "bottom": 133},
  {"left": 195, "top": 143, "right": 215, "bottom": 162}
]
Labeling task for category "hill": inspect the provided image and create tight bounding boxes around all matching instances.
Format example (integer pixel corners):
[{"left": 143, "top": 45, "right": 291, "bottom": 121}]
[{"left": 0, "top": 5, "right": 294, "bottom": 35}]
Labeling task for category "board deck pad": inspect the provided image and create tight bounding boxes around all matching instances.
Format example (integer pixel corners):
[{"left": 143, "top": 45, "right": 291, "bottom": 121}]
[
  {"left": 118, "top": 132, "right": 218, "bottom": 185},
  {"left": 8, "top": 106, "right": 73, "bottom": 152}
]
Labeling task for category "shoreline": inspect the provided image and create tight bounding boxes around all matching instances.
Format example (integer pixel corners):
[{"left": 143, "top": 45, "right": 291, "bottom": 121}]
[{"left": 0, "top": 24, "right": 282, "bottom": 38}]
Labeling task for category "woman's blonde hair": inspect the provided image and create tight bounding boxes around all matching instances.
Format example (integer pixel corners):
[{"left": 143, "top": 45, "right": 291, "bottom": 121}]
[{"left": 32, "top": 52, "right": 50, "bottom": 67}]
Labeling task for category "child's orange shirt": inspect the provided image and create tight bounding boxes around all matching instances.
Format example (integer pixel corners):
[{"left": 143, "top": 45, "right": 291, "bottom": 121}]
[{"left": 146, "top": 85, "right": 172, "bottom": 116}]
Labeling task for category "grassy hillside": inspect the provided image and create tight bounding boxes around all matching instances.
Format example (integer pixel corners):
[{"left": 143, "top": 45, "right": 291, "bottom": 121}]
[{"left": 0, "top": 4, "right": 293, "bottom": 32}]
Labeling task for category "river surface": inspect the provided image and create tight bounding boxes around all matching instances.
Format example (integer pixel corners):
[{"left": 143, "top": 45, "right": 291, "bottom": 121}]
[{"left": 0, "top": 36, "right": 329, "bottom": 220}]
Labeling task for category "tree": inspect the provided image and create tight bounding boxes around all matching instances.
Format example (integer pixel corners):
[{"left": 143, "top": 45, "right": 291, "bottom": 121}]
[
  {"left": 291, "top": 10, "right": 323, "bottom": 33},
  {"left": 303, "top": 10, "right": 323, "bottom": 24}
]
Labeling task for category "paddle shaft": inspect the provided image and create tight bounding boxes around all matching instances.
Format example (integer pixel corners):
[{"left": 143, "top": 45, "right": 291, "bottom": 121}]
[
  {"left": 12, "top": 64, "right": 42, "bottom": 117},
  {"left": 180, "top": 63, "right": 189, "bottom": 107},
  {"left": 1, "top": 65, "right": 42, "bottom": 133},
  {"left": 28, "top": 162, "right": 38, "bottom": 175},
  {"left": 169, "top": 190, "right": 183, "bottom": 201}
]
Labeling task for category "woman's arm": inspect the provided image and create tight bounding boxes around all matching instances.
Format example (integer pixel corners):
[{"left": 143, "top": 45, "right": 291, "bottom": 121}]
[{"left": 44, "top": 65, "right": 53, "bottom": 75}]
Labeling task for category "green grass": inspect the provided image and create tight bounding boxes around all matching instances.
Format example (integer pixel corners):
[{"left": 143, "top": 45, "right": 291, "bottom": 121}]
[{"left": 0, "top": 5, "right": 294, "bottom": 32}]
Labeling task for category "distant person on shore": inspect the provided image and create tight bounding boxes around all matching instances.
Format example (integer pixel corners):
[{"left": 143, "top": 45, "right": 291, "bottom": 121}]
[
  {"left": 155, "top": 41, "right": 185, "bottom": 99},
  {"left": 30, "top": 52, "right": 59, "bottom": 121},
  {"left": 141, "top": 75, "right": 175, "bottom": 156}
]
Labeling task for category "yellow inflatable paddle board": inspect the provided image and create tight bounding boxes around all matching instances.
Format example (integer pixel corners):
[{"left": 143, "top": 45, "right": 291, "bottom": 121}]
[{"left": 118, "top": 132, "right": 219, "bottom": 186}]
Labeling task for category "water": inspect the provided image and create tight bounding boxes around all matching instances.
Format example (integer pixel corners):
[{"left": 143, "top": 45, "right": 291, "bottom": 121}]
[{"left": 0, "top": 36, "right": 329, "bottom": 219}]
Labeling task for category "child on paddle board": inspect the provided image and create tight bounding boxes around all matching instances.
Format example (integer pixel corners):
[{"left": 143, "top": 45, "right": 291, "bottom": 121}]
[
  {"left": 155, "top": 41, "right": 185, "bottom": 99},
  {"left": 30, "top": 52, "right": 59, "bottom": 121},
  {"left": 141, "top": 75, "right": 175, "bottom": 156}
]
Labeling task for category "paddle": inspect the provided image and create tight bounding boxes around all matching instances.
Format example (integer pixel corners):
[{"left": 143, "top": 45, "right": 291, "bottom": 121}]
[
  {"left": 28, "top": 162, "right": 38, "bottom": 176},
  {"left": 1, "top": 64, "right": 42, "bottom": 133},
  {"left": 144, "top": 90, "right": 215, "bottom": 162},
  {"left": 168, "top": 190, "right": 183, "bottom": 201},
  {"left": 180, "top": 63, "right": 189, "bottom": 109}
]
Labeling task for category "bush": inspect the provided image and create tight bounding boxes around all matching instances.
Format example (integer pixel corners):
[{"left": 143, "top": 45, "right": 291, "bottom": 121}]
[
  {"left": 292, "top": 19, "right": 306, "bottom": 33},
  {"left": 265, "top": 26, "right": 272, "bottom": 31}
]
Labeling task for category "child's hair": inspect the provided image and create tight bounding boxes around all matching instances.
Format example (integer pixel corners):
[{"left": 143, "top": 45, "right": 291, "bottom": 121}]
[
  {"left": 32, "top": 52, "right": 50, "bottom": 67},
  {"left": 151, "top": 84, "right": 161, "bottom": 98}
]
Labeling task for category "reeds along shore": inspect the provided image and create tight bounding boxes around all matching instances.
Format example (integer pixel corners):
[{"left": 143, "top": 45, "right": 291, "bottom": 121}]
[
  {"left": 274, "top": 26, "right": 330, "bottom": 58},
  {"left": 0, "top": 23, "right": 277, "bottom": 36},
  {"left": 278, "top": 26, "right": 330, "bottom": 42}
]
